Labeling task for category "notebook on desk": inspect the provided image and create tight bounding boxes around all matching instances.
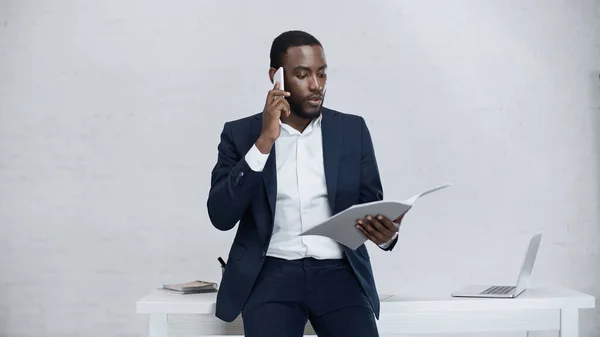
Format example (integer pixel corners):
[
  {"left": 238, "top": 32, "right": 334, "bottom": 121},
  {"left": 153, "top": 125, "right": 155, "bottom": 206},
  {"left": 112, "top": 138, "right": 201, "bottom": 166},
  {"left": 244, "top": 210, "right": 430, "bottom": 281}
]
[
  {"left": 451, "top": 232, "right": 543, "bottom": 299},
  {"left": 161, "top": 280, "right": 218, "bottom": 294}
]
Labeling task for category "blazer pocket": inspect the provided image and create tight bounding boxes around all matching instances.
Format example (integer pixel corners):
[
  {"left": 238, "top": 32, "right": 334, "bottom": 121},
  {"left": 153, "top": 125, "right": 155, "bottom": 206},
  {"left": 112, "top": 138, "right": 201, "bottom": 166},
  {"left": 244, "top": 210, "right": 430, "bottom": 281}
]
[{"left": 228, "top": 243, "right": 247, "bottom": 261}]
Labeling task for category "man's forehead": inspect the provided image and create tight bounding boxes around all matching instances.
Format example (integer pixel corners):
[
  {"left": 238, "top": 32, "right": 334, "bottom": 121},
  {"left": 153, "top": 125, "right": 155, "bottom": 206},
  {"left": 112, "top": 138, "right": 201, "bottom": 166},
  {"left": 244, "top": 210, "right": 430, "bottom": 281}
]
[{"left": 283, "top": 45, "right": 326, "bottom": 67}]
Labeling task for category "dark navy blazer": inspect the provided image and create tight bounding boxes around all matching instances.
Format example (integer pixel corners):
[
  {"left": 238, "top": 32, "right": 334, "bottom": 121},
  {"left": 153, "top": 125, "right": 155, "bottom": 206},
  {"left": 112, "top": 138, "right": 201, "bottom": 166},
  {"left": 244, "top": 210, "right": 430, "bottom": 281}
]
[{"left": 207, "top": 107, "right": 398, "bottom": 322}]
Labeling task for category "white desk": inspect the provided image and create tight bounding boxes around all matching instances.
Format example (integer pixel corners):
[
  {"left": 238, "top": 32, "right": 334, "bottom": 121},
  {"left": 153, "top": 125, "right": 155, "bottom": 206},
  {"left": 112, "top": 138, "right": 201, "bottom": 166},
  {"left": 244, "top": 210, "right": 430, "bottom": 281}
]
[{"left": 136, "top": 285, "right": 594, "bottom": 337}]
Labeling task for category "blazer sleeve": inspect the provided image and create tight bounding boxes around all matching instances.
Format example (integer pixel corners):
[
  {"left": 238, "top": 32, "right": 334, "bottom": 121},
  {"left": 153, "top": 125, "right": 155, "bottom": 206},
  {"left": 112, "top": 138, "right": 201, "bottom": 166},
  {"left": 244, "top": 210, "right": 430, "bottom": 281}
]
[
  {"left": 359, "top": 117, "right": 398, "bottom": 251},
  {"left": 207, "top": 122, "right": 264, "bottom": 231}
]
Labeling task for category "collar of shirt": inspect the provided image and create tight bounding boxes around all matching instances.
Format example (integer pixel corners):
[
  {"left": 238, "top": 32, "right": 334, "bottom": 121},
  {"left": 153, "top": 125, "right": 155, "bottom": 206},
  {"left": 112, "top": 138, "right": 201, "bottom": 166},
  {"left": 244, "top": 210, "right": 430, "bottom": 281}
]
[{"left": 279, "top": 113, "right": 323, "bottom": 136}]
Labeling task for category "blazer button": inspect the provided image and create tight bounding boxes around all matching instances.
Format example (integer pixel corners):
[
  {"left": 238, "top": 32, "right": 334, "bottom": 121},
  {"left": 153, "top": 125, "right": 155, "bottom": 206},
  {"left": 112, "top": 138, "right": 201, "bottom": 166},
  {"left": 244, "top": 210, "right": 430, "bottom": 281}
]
[{"left": 239, "top": 172, "right": 244, "bottom": 177}]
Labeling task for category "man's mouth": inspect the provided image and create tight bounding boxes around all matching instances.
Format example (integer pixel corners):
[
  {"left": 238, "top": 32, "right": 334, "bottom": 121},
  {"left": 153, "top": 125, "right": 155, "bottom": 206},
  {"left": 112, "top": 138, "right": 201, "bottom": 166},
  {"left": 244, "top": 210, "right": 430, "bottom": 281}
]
[{"left": 307, "top": 95, "right": 323, "bottom": 106}]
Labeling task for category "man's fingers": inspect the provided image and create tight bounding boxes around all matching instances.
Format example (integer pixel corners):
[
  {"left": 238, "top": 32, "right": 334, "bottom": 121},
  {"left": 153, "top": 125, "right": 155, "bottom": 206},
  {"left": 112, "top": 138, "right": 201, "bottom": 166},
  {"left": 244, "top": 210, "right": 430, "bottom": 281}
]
[
  {"left": 271, "top": 98, "right": 290, "bottom": 116},
  {"left": 366, "top": 215, "right": 385, "bottom": 231},
  {"left": 356, "top": 218, "right": 386, "bottom": 242},
  {"left": 268, "top": 96, "right": 287, "bottom": 109},
  {"left": 265, "top": 82, "right": 279, "bottom": 103},
  {"left": 367, "top": 215, "right": 395, "bottom": 236},
  {"left": 266, "top": 87, "right": 291, "bottom": 103},
  {"left": 376, "top": 214, "right": 396, "bottom": 231},
  {"left": 272, "top": 89, "right": 290, "bottom": 97},
  {"left": 268, "top": 95, "right": 283, "bottom": 107},
  {"left": 279, "top": 98, "right": 291, "bottom": 115},
  {"left": 356, "top": 224, "right": 381, "bottom": 245}
]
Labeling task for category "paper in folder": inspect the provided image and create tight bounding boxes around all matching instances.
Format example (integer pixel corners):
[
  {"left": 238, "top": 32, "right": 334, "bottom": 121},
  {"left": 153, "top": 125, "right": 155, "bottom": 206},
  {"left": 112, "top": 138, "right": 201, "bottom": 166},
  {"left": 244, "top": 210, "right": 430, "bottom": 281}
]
[{"left": 300, "top": 183, "right": 452, "bottom": 250}]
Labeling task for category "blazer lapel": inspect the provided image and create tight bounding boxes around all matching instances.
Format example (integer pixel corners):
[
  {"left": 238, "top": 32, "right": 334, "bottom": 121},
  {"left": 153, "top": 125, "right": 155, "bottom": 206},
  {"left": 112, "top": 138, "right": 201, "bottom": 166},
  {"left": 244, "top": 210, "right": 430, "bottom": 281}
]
[
  {"left": 321, "top": 108, "right": 342, "bottom": 211},
  {"left": 263, "top": 148, "right": 277, "bottom": 215}
]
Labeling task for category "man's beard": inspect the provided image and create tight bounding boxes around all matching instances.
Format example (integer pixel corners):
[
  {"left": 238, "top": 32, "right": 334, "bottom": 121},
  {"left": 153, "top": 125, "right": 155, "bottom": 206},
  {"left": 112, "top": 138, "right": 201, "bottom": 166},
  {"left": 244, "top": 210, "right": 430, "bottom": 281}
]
[{"left": 287, "top": 96, "right": 324, "bottom": 120}]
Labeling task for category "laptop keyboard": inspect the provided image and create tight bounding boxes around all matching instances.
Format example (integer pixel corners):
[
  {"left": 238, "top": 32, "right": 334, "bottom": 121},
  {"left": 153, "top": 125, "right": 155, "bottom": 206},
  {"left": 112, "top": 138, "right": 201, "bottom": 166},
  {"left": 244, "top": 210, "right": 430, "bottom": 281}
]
[{"left": 480, "top": 285, "right": 516, "bottom": 295}]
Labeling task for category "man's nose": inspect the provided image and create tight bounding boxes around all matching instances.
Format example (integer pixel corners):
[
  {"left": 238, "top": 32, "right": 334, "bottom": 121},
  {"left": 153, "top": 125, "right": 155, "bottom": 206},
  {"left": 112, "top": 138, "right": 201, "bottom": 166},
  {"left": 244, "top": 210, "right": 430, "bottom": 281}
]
[{"left": 308, "top": 75, "right": 323, "bottom": 92}]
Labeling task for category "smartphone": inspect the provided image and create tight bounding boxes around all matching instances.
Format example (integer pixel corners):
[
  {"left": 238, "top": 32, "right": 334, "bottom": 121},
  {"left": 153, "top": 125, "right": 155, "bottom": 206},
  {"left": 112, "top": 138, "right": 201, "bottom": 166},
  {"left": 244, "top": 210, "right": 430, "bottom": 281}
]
[{"left": 273, "top": 67, "right": 284, "bottom": 91}]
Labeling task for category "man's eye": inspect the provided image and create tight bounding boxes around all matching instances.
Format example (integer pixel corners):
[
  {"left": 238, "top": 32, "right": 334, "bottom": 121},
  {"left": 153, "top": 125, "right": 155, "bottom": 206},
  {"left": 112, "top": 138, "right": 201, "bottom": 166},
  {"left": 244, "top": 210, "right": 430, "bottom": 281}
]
[
  {"left": 318, "top": 73, "right": 326, "bottom": 78},
  {"left": 297, "top": 74, "right": 308, "bottom": 79}
]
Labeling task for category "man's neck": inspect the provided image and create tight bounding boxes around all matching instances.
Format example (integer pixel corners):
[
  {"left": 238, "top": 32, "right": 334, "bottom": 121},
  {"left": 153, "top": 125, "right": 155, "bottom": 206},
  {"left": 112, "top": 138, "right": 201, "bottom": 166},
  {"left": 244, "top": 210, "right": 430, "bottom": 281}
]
[{"left": 281, "top": 112, "right": 314, "bottom": 133}]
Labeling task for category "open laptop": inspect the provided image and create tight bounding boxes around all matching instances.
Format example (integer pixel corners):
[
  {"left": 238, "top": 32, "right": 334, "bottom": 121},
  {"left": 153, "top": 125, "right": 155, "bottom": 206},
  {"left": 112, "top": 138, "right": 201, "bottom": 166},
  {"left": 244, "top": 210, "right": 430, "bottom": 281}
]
[{"left": 451, "top": 232, "right": 543, "bottom": 298}]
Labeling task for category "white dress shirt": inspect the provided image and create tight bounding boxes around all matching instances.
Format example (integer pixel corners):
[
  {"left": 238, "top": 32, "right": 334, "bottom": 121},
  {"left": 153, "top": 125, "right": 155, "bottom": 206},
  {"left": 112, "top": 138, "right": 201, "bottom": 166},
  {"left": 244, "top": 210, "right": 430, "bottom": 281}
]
[{"left": 245, "top": 115, "right": 392, "bottom": 260}]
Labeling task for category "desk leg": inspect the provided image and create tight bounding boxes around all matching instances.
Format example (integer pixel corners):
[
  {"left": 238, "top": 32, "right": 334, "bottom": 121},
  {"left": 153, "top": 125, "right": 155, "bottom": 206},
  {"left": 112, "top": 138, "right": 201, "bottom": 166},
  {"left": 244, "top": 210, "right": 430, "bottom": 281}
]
[
  {"left": 149, "top": 314, "right": 168, "bottom": 337},
  {"left": 560, "top": 309, "right": 579, "bottom": 337}
]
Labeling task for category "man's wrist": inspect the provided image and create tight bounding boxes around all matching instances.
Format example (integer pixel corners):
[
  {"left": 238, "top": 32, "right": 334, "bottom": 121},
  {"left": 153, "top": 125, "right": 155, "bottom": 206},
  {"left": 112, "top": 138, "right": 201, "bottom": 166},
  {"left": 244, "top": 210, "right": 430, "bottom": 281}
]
[
  {"left": 245, "top": 144, "right": 270, "bottom": 172},
  {"left": 378, "top": 232, "right": 398, "bottom": 248},
  {"left": 256, "top": 135, "right": 275, "bottom": 154}
]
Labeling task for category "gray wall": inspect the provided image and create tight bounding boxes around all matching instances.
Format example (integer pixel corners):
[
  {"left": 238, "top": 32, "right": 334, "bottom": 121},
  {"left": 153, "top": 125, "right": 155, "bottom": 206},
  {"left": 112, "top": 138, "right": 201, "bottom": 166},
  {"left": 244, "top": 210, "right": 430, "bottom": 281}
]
[{"left": 0, "top": 1, "right": 598, "bottom": 336}]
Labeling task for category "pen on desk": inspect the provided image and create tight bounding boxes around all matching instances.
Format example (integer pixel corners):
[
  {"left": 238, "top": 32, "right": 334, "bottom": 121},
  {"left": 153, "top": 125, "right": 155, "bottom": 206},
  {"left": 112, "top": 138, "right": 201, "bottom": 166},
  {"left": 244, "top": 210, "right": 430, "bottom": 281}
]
[{"left": 218, "top": 257, "right": 226, "bottom": 268}]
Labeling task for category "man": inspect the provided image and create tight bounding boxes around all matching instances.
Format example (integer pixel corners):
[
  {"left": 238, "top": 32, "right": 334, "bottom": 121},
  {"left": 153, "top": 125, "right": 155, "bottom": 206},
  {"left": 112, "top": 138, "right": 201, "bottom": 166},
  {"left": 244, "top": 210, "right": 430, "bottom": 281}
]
[{"left": 207, "top": 30, "right": 406, "bottom": 337}]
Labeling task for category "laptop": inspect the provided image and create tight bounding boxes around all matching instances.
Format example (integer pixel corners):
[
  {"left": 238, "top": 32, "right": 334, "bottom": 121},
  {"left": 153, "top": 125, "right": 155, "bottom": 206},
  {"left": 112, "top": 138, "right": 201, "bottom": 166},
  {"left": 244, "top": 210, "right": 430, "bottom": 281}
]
[{"left": 451, "top": 232, "right": 543, "bottom": 298}]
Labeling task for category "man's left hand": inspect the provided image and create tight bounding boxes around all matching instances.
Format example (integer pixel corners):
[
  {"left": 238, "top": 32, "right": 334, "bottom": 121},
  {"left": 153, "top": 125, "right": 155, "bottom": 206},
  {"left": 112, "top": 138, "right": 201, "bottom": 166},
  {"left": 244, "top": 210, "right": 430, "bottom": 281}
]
[{"left": 356, "top": 212, "right": 408, "bottom": 245}]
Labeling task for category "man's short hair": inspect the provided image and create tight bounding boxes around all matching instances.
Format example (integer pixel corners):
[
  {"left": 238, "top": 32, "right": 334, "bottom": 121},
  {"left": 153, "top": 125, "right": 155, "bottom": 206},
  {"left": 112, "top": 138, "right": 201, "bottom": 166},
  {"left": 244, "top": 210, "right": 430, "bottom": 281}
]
[{"left": 270, "top": 30, "right": 322, "bottom": 69}]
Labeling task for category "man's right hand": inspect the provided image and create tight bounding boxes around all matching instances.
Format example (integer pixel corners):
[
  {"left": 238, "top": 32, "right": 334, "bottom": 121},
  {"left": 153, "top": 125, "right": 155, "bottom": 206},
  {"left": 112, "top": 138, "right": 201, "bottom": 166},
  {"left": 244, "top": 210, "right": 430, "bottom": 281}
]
[{"left": 256, "top": 82, "right": 290, "bottom": 154}]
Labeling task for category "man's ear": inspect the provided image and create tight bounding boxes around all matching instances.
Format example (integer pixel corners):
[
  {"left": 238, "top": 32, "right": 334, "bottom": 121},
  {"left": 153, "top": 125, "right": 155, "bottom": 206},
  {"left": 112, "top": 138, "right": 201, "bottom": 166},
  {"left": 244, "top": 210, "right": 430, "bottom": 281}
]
[{"left": 268, "top": 67, "right": 277, "bottom": 84}]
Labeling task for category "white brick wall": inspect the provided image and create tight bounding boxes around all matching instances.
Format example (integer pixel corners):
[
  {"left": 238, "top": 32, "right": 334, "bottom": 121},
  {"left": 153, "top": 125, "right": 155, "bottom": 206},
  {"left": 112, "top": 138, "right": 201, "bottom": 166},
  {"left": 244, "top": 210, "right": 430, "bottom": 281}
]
[{"left": 0, "top": 1, "right": 598, "bottom": 337}]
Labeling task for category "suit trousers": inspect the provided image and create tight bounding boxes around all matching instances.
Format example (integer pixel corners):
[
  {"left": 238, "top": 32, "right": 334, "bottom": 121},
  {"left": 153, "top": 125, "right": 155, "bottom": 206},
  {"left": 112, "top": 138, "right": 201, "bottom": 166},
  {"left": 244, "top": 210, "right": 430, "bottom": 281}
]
[{"left": 241, "top": 256, "right": 379, "bottom": 337}]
